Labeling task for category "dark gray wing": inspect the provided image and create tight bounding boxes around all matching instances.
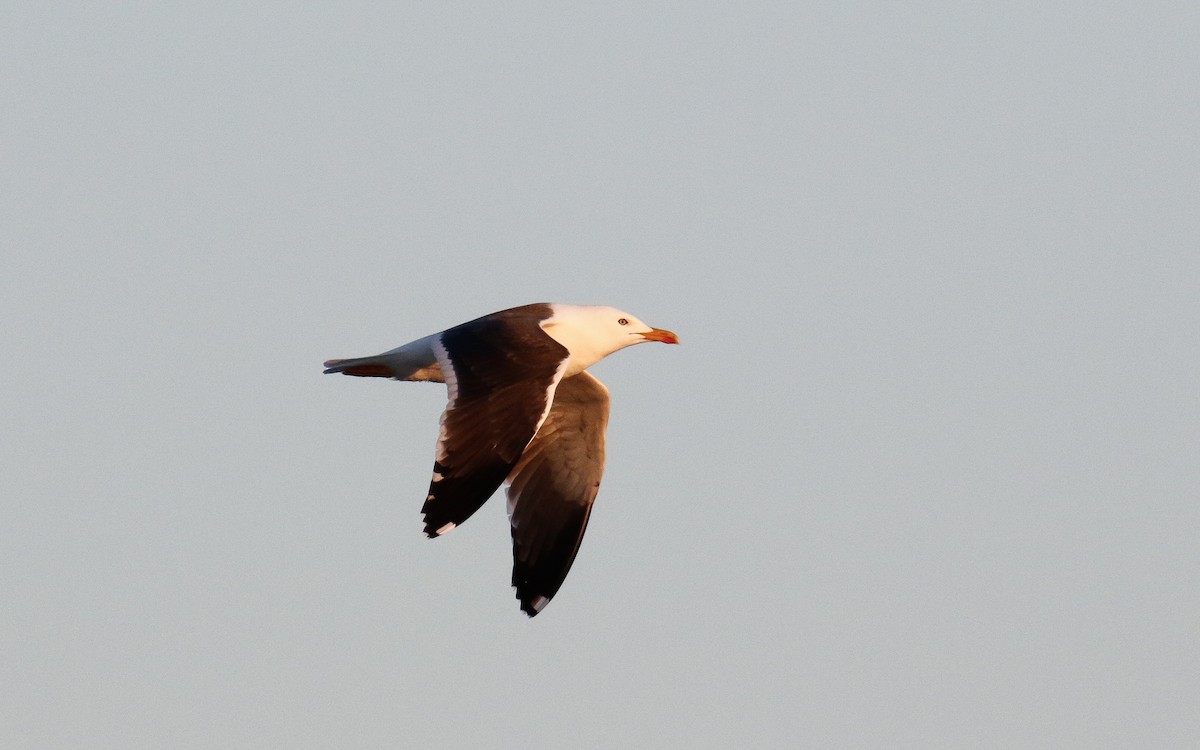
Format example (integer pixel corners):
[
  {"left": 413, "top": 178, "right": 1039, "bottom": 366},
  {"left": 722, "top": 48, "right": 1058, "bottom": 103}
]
[
  {"left": 505, "top": 371, "right": 610, "bottom": 616},
  {"left": 420, "top": 304, "right": 568, "bottom": 537}
]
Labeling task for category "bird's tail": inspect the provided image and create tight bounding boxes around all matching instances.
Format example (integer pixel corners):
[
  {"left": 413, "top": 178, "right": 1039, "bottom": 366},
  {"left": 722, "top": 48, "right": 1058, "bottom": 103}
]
[
  {"left": 323, "top": 334, "right": 445, "bottom": 382},
  {"left": 322, "top": 355, "right": 401, "bottom": 378}
]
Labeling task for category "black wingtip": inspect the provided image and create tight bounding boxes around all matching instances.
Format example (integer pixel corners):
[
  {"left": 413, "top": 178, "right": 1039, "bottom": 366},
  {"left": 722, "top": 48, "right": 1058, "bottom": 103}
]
[
  {"left": 421, "top": 514, "right": 458, "bottom": 538},
  {"left": 517, "top": 591, "right": 551, "bottom": 617}
]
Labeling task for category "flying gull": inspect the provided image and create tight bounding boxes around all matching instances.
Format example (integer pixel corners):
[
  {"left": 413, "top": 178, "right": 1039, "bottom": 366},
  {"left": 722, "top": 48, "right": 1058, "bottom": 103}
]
[{"left": 323, "top": 303, "right": 679, "bottom": 616}]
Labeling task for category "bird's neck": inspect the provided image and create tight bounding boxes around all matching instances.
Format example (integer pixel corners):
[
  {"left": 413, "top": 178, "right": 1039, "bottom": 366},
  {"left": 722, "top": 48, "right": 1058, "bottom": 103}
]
[{"left": 541, "top": 324, "right": 626, "bottom": 377}]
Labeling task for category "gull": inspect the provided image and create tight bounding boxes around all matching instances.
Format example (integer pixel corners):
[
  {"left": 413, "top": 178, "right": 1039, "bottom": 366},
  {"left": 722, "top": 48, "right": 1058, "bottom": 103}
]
[{"left": 324, "top": 303, "right": 678, "bottom": 616}]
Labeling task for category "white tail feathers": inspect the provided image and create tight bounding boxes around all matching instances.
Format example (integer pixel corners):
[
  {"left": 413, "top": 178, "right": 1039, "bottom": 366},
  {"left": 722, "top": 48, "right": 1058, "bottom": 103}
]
[{"left": 323, "top": 334, "right": 446, "bottom": 382}]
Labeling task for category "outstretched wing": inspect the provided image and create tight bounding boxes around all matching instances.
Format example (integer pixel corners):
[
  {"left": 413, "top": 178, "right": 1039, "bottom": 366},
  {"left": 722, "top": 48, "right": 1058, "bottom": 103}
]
[
  {"left": 506, "top": 371, "right": 610, "bottom": 616},
  {"left": 420, "top": 305, "right": 569, "bottom": 537}
]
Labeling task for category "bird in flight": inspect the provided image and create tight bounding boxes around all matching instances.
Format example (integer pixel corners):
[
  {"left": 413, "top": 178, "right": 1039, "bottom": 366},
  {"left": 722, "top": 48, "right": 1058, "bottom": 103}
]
[{"left": 324, "top": 303, "right": 679, "bottom": 616}]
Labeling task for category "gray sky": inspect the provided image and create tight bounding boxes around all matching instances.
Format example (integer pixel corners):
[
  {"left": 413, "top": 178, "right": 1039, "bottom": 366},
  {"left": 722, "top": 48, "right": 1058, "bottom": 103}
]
[{"left": 3, "top": 3, "right": 1198, "bottom": 748}]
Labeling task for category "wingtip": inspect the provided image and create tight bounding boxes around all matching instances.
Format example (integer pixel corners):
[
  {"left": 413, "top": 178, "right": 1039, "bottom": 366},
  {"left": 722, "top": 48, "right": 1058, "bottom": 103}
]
[
  {"left": 518, "top": 593, "right": 551, "bottom": 617},
  {"left": 421, "top": 513, "right": 458, "bottom": 538}
]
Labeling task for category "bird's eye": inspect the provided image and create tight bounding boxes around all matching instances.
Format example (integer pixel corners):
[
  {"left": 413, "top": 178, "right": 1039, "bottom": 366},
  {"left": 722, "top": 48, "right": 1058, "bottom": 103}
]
[{"left": 618, "top": 318, "right": 629, "bottom": 326}]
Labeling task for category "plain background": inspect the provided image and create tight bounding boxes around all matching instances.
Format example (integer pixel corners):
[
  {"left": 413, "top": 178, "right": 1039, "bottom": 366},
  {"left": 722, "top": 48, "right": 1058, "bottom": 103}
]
[{"left": 3, "top": 3, "right": 1197, "bottom": 748}]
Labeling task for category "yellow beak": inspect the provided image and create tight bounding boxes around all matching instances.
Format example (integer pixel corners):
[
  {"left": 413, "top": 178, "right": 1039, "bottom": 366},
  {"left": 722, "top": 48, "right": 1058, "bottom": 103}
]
[{"left": 641, "top": 328, "right": 680, "bottom": 344}]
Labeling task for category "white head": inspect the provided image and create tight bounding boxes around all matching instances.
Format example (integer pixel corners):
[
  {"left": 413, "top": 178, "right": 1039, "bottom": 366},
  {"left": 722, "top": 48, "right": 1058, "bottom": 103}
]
[{"left": 540, "top": 304, "right": 679, "bottom": 375}]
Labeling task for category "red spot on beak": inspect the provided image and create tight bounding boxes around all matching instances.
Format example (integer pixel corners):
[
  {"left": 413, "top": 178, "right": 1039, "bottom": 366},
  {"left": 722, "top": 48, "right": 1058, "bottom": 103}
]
[{"left": 642, "top": 328, "right": 680, "bottom": 344}]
